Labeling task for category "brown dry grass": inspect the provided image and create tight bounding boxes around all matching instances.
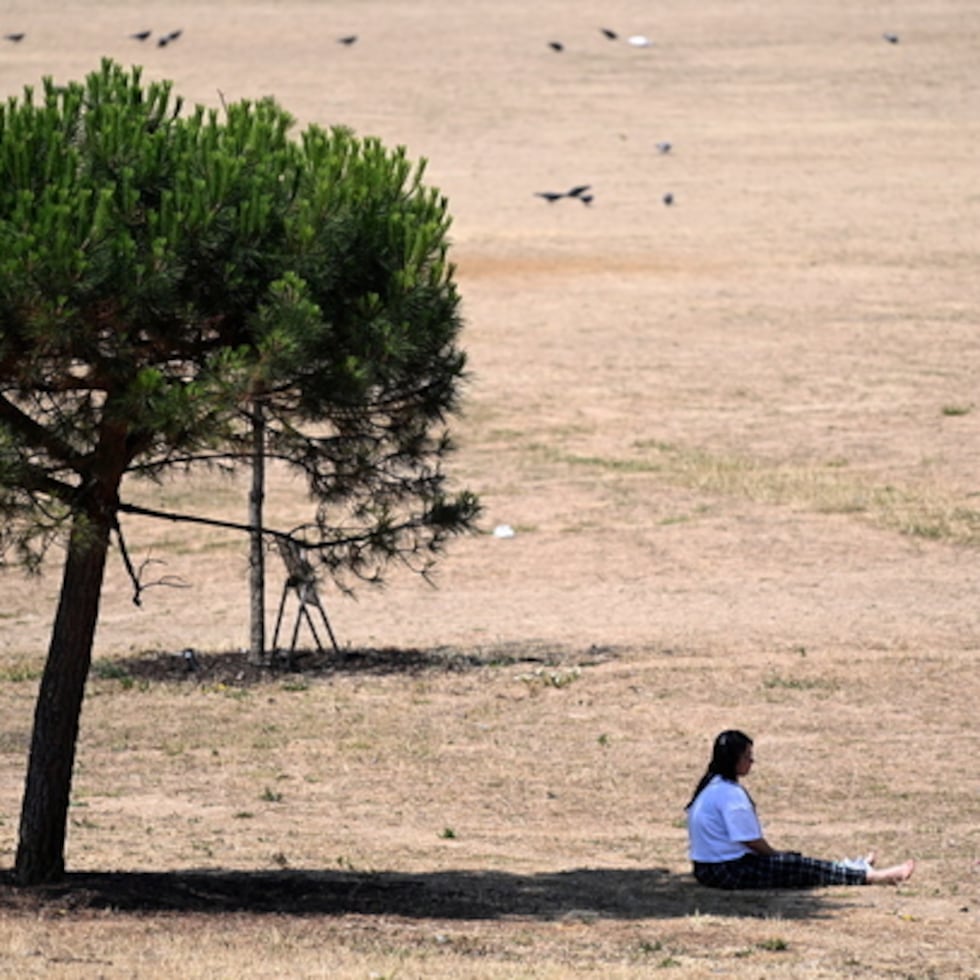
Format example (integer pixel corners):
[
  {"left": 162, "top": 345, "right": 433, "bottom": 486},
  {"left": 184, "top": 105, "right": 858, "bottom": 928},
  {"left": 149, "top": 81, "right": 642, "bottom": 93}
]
[{"left": 2, "top": 0, "right": 980, "bottom": 976}]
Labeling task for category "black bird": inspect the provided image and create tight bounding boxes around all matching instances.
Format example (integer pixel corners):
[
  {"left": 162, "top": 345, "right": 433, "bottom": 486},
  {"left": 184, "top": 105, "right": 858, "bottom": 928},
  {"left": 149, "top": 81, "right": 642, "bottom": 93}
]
[
  {"left": 130, "top": 29, "right": 152, "bottom": 41},
  {"left": 548, "top": 41, "right": 564, "bottom": 52},
  {"left": 579, "top": 194, "right": 594, "bottom": 206},
  {"left": 566, "top": 184, "right": 592, "bottom": 199},
  {"left": 883, "top": 32, "right": 900, "bottom": 44},
  {"left": 535, "top": 191, "right": 566, "bottom": 203},
  {"left": 600, "top": 28, "right": 618, "bottom": 40},
  {"left": 4, "top": 32, "right": 25, "bottom": 42},
  {"left": 338, "top": 35, "right": 358, "bottom": 45},
  {"left": 656, "top": 140, "right": 672, "bottom": 154},
  {"left": 662, "top": 192, "right": 674, "bottom": 206},
  {"left": 158, "top": 28, "right": 182, "bottom": 47}
]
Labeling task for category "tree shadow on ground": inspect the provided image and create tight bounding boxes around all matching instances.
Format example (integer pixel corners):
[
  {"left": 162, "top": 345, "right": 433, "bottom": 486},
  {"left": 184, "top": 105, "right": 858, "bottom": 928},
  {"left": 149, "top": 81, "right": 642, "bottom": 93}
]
[
  {"left": 104, "top": 641, "right": 625, "bottom": 687},
  {"left": 0, "top": 866, "right": 853, "bottom": 921}
]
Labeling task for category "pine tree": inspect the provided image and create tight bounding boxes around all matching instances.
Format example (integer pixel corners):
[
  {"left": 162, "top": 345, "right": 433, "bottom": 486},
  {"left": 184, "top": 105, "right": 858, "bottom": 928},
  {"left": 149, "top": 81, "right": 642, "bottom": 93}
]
[{"left": 0, "top": 60, "right": 477, "bottom": 884}]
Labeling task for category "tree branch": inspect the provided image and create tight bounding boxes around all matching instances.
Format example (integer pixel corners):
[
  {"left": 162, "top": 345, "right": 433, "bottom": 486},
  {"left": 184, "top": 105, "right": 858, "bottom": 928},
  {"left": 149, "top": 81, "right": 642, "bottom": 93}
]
[
  {"left": 113, "top": 520, "right": 193, "bottom": 606},
  {"left": 115, "top": 499, "right": 434, "bottom": 552},
  {"left": 0, "top": 393, "right": 84, "bottom": 467},
  {"left": 116, "top": 500, "right": 284, "bottom": 540},
  {"left": 113, "top": 520, "right": 144, "bottom": 606}
]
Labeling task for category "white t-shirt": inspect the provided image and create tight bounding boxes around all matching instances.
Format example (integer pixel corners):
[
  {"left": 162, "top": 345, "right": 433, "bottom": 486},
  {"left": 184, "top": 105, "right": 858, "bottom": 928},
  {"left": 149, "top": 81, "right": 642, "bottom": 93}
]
[{"left": 687, "top": 775, "right": 763, "bottom": 862}]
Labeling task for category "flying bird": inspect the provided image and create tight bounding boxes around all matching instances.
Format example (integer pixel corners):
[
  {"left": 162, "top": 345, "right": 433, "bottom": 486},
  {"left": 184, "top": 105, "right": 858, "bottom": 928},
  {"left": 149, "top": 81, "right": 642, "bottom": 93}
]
[
  {"left": 579, "top": 194, "right": 594, "bottom": 206},
  {"left": 662, "top": 192, "right": 675, "bottom": 206},
  {"left": 4, "top": 32, "right": 25, "bottom": 42},
  {"left": 882, "top": 32, "right": 900, "bottom": 44},
  {"left": 535, "top": 184, "right": 592, "bottom": 203},
  {"left": 656, "top": 141, "right": 672, "bottom": 154},
  {"left": 600, "top": 28, "right": 618, "bottom": 40},
  {"left": 130, "top": 29, "right": 152, "bottom": 41},
  {"left": 158, "top": 28, "right": 182, "bottom": 47},
  {"left": 548, "top": 41, "right": 564, "bottom": 52},
  {"left": 337, "top": 35, "right": 358, "bottom": 45}
]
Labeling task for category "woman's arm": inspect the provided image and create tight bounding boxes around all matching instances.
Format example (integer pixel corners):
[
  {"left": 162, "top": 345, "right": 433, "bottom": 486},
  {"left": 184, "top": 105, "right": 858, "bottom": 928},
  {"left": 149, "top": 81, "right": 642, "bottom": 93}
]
[{"left": 742, "top": 837, "right": 781, "bottom": 856}]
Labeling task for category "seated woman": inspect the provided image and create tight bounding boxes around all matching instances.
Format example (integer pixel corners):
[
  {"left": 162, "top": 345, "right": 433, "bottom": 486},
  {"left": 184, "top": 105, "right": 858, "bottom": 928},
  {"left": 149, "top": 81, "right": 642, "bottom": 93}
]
[{"left": 686, "top": 730, "right": 915, "bottom": 889}]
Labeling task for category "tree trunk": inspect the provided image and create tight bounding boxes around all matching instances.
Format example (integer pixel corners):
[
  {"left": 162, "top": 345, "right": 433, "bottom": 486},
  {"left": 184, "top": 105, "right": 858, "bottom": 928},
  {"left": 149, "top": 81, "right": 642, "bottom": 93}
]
[
  {"left": 15, "top": 514, "right": 112, "bottom": 885},
  {"left": 248, "top": 402, "right": 266, "bottom": 665}
]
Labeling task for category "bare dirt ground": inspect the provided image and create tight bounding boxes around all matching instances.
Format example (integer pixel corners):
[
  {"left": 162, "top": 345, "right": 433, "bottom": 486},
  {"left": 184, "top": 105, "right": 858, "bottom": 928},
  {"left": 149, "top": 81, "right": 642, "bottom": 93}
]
[{"left": 1, "top": 0, "right": 979, "bottom": 976}]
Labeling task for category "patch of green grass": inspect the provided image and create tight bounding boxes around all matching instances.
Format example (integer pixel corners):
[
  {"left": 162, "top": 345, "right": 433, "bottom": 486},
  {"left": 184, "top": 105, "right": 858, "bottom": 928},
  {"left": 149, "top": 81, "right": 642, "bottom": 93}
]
[
  {"left": 88, "top": 661, "right": 147, "bottom": 691},
  {"left": 941, "top": 404, "right": 972, "bottom": 416},
  {"left": 485, "top": 427, "right": 528, "bottom": 442},
  {"left": 763, "top": 674, "right": 836, "bottom": 693},
  {"left": 658, "top": 513, "right": 696, "bottom": 526},
  {"left": 208, "top": 683, "right": 251, "bottom": 701},
  {"left": 91, "top": 659, "right": 131, "bottom": 681},
  {"left": 516, "top": 666, "right": 582, "bottom": 690},
  {"left": 559, "top": 453, "right": 662, "bottom": 475},
  {"left": 0, "top": 662, "right": 42, "bottom": 683},
  {"left": 757, "top": 937, "right": 789, "bottom": 952},
  {"left": 261, "top": 787, "right": 284, "bottom": 803},
  {"left": 546, "top": 441, "right": 980, "bottom": 546},
  {"left": 636, "top": 940, "right": 664, "bottom": 956}
]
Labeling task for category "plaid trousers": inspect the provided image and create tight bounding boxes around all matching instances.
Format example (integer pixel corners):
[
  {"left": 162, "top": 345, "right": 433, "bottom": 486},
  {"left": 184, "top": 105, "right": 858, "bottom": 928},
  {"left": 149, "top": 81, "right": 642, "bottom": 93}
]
[{"left": 693, "top": 852, "right": 867, "bottom": 889}]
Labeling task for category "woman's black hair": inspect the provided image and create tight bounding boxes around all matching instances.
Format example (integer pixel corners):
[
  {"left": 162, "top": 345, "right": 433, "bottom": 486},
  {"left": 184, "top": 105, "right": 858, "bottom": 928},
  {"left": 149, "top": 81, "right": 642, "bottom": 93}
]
[{"left": 685, "top": 730, "right": 754, "bottom": 809}]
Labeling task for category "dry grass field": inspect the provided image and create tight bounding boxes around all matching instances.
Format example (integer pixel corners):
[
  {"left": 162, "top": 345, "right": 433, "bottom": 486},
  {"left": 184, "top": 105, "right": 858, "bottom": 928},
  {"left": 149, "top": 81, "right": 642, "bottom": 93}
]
[{"left": 2, "top": 0, "right": 980, "bottom": 976}]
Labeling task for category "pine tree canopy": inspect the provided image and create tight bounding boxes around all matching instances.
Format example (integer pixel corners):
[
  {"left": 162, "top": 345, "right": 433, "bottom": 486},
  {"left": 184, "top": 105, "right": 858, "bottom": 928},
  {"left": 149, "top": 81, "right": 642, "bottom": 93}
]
[{"left": 0, "top": 58, "right": 478, "bottom": 581}]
